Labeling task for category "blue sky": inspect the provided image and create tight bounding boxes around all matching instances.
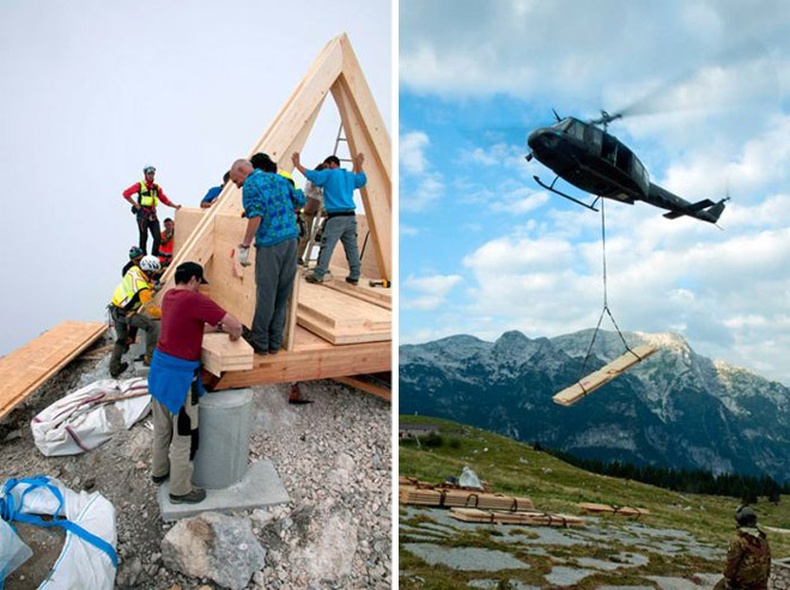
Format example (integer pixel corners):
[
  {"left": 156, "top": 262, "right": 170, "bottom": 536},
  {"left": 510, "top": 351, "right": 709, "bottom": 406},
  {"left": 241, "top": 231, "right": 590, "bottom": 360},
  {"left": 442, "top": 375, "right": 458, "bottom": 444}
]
[
  {"left": 0, "top": 0, "right": 390, "bottom": 359},
  {"left": 399, "top": 0, "right": 790, "bottom": 384}
]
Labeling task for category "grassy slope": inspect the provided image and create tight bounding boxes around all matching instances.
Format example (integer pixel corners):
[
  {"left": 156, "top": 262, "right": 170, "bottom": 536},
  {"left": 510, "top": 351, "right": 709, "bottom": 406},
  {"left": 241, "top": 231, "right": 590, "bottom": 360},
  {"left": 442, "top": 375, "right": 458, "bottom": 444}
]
[{"left": 399, "top": 415, "right": 790, "bottom": 588}]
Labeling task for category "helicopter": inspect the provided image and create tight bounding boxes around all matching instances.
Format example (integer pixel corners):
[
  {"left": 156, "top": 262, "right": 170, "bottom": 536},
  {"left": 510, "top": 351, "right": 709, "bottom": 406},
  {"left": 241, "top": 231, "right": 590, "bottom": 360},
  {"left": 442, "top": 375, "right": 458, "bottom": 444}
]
[{"left": 526, "top": 110, "right": 728, "bottom": 224}]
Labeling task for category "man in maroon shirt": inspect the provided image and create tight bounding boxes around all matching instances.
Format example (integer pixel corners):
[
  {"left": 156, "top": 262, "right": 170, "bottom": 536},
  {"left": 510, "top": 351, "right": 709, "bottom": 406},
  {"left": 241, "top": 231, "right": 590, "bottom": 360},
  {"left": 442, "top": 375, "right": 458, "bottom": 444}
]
[
  {"left": 148, "top": 261, "right": 243, "bottom": 504},
  {"left": 122, "top": 165, "right": 181, "bottom": 256}
]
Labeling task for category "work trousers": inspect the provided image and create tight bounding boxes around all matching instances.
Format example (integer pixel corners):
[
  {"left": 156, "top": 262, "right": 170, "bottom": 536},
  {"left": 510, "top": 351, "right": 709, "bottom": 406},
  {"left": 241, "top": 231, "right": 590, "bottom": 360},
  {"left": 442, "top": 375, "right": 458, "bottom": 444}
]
[
  {"left": 109, "top": 309, "right": 158, "bottom": 375},
  {"left": 297, "top": 211, "right": 318, "bottom": 263},
  {"left": 151, "top": 376, "right": 200, "bottom": 497},
  {"left": 312, "top": 215, "right": 360, "bottom": 280},
  {"left": 136, "top": 208, "right": 161, "bottom": 255},
  {"left": 251, "top": 239, "right": 298, "bottom": 353}
]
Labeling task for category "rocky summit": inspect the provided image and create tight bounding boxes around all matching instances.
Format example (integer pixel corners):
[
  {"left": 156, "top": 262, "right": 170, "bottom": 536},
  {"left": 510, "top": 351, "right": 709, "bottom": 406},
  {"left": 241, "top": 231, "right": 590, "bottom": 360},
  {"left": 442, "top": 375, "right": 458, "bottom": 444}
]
[{"left": 399, "top": 329, "right": 790, "bottom": 481}]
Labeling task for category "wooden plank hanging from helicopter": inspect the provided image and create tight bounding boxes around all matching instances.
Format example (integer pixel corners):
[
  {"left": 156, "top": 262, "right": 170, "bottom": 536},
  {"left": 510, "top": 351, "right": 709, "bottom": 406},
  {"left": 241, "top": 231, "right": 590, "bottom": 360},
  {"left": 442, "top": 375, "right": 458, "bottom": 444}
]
[{"left": 552, "top": 344, "right": 658, "bottom": 407}]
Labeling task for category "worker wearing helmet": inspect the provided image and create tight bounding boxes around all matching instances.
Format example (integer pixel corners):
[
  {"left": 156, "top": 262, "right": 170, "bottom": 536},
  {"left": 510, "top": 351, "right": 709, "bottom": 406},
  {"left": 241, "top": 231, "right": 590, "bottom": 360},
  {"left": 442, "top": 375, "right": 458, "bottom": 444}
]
[
  {"left": 122, "top": 245, "right": 145, "bottom": 277},
  {"left": 714, "top": 505, "right": 771, "bottom": 589},
  {"left": 122, "top": 165, "right": 182, "bottom": 256},
  {"left": 108, "top": 255, "right": 163, "bottom": 378}
]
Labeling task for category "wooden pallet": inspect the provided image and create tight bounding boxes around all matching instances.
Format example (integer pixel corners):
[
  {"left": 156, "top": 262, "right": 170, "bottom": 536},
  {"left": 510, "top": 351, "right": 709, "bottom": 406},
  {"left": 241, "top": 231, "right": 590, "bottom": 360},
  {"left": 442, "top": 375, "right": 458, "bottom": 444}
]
[
  {"left": 0, "top": 321, "right": 107, "bottom": 419},
  {"left": 450, "top": 507, "right": 586, "bottom": 527},
  {"left": 399, "top": 485, "right": 534, "bottom": 512},
  {"left": 553, "top": 344, "right": 657, "bottom": 406},
  {"left": 578, "top": 502, "right": 650, "bottom": 517}
]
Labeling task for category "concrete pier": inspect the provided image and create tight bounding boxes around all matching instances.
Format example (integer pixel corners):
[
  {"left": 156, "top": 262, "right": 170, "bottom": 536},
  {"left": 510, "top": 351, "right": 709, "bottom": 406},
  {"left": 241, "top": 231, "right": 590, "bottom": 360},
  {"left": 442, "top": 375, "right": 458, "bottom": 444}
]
[{"left": 158, "top": 388, "right": 289, "bottom": 521}]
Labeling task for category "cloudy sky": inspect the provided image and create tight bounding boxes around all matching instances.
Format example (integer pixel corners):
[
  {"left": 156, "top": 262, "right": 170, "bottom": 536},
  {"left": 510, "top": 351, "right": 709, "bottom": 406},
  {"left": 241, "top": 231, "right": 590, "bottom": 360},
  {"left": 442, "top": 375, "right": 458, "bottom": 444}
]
[
  {"left": 399, "top": 0, "right": 790, "bottom": 384},
  {"left": 0, "top": 1, "right": 390, "bottom": 358}
]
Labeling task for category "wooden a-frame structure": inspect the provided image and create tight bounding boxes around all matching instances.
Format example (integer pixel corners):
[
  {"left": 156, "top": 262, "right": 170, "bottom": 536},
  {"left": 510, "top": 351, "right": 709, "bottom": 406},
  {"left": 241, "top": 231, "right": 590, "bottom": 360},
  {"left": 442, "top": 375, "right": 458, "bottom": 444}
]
[{"left": 158, "top": 33, "right": 391, "bottom": 393}]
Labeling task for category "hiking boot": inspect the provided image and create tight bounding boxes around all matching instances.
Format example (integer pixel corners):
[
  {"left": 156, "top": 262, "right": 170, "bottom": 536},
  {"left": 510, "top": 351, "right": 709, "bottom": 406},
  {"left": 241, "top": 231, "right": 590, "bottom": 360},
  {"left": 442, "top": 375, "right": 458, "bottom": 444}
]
[
  {"left": 169, "top": 487, "right": 206, "bottom": 504},
  {"left": 305, "top": 274, "right": 323, "bottom": 284},
  {"left": 110, "top": 362, "right": 129, "bottom": 379},
  {"left": 345, "top": 277, "right": 359, "bottom": 285},
  {"left": 152, "top": 472, "right": 169, "bottom": 485}
]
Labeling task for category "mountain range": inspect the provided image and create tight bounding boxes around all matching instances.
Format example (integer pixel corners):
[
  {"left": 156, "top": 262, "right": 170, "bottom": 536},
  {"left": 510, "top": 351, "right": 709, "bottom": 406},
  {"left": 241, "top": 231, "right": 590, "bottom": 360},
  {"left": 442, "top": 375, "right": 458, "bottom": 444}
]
[{"left": 399, "top": 329, "right": 790, "bottom": 481}]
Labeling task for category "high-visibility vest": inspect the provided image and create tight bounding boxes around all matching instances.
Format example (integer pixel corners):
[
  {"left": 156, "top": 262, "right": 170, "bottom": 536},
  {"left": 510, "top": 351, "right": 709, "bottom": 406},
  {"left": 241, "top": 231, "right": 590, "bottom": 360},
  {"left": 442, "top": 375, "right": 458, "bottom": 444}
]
[
  {"left": 137, "top": 181, "right": 160, "bottom": 208},
  {"left": 111, "top": 266, "right": 152, "bottom": 312},
  {"left": 278, "top": 170, "right": 299, "bottom": 190}
]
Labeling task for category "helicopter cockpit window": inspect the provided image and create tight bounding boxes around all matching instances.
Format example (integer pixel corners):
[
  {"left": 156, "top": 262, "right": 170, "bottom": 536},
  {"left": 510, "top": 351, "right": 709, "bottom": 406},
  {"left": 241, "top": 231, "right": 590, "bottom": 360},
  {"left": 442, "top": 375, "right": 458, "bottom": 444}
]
[{"left": 565, "top": 119, "right": 585, "bottom": 141}]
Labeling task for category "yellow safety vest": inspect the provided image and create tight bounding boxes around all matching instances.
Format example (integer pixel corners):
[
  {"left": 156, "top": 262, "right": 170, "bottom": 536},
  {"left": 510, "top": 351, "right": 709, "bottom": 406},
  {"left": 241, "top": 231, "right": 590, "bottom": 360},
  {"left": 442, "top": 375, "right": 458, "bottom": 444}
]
[
  {"left": 137, "top": 181, "right": 160, "bottom": 208},
  {"left": 278, "top": 170, "right": 300, "bottom": 190},
  {"left": 111, "top": 266, "right": 152, "bottom": 312}
]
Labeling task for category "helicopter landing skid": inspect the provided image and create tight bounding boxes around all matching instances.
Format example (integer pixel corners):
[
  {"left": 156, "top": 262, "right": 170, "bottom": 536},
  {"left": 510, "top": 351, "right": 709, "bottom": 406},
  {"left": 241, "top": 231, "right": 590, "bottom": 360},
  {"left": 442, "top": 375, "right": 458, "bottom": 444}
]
[{"left": 533, "top": 175, "right": 600, "bottom": 211}]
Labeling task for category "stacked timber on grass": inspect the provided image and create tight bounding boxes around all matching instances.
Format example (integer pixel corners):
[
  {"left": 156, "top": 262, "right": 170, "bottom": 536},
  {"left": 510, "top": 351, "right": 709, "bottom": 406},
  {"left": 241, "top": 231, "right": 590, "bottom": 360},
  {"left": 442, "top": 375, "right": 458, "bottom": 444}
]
[
  {"left": 399, "top": 483, "right": 534, "bottom": 512},
  {"left": 399, "top": 480, "right": 587, "bottom": 528},
  {"left": 0, "top": 321, "right": 107, "bottom": 419},
  {"left": 578, "top": 502, "right": 650, "bottom": 518},
  {"left": 450, "top": 507, "right": 585, "bottom": 528},
  {"left": 158, "top": 33, "right": 391, "bottom": 391}
]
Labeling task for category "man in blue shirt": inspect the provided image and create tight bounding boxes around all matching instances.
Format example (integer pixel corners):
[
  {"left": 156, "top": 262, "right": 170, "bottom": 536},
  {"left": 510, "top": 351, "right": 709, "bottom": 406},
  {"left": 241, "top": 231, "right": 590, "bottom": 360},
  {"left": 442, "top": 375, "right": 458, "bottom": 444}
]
[
  {"left": 230, "top": 159, "right": 305, "bottom": 354},
  {"left": 200, "top": 171, "right": 231, "bottom": 209},
  {"left": 292, "top": 152, "right": 366, "bottom": 285}
]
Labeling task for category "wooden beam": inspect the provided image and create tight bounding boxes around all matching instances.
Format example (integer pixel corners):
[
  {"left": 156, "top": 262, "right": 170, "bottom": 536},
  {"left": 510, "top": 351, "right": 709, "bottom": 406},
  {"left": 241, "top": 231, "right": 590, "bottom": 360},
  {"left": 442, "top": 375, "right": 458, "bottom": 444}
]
[
  {"left": 330, "top": 36, "right": 391, "bottom": 280},
  {"left": 210, "top": 326, "right": 390, "bottom": 389},
  {"left": 0, "top": 321, "right": 107, "bottom": 419},
  {"left": 201, "top": 333, "right": 254, "bottom": 377},
  {"left": 553, "top": 344, "right": 657, "bottom": 407},
  {"left": 333, "top": 374, "right": 391, "bottom": 401}
]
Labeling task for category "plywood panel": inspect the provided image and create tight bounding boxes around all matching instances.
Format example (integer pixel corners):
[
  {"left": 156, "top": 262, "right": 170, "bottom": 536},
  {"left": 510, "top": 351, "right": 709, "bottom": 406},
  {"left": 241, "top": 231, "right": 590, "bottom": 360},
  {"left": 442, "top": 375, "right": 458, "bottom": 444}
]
[
  {"left": 0, "top": 321, "right": 107, "bottom": 418},
  {"left": 211, "top": 213, "right": 257, "bottom": 327}
]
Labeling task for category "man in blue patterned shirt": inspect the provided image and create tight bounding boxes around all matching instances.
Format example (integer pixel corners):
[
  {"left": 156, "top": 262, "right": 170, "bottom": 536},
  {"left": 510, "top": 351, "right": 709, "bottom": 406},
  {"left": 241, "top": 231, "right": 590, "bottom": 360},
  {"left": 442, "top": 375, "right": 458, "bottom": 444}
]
[{"left": 230, "top": 159, "right": 305, "bottom": 355}]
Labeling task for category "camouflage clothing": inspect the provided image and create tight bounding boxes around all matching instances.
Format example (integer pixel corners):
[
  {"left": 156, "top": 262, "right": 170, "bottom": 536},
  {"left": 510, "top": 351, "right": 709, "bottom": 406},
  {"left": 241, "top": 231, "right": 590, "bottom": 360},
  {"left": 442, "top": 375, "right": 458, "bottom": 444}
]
[{"left": 714, "top": 526, "right": 771, "bottom": 590}]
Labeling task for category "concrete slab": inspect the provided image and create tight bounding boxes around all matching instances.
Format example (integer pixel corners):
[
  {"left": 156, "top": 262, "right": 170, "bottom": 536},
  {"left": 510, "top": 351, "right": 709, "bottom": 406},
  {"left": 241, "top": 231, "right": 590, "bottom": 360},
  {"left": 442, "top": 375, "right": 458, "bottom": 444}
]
[{"left": 158, "top": 459, "right": 290, "bottom": 521}]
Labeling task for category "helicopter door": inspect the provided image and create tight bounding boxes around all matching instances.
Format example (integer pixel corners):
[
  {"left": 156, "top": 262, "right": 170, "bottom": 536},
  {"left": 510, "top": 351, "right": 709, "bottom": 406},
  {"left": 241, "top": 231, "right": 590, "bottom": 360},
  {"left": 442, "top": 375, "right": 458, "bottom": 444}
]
[
  {"left": 601, "top": 134, "right": 617, "bottom": 165},
  {"left": 585, "top": 125, "right": 603, "bottom": 156},
  {"left": 615, "top": 144, "right": 632, "bottom": 172}
]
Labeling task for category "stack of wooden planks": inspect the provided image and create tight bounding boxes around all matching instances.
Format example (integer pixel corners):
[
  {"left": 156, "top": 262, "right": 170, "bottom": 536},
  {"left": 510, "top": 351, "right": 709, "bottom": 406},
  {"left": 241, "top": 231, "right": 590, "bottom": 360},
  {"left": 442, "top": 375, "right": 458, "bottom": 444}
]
[
  {"left": 297, "top": 279, "right": 391, "bottom": 345},
  {"left": 449, "top": 507, "right": 585, "bottom": 528},
  {"left": 578, "top": 502, "right": 650, "bottom": 517},
  {"left": 201, "top": 333, "right": 254, "bottom": 377},
  {"left": 553, "top": 344, "right": 657, "bottom": 406},
  {"left": 0, "top": 321, "right": 107, "bottom": 419},
  {"left": 399, "top": 483, "right": 534, "bottom": 512}
]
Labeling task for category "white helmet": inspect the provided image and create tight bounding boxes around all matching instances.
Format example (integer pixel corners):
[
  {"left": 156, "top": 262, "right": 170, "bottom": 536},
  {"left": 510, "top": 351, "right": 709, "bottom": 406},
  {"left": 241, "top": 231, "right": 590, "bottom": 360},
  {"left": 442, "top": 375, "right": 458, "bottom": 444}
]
[{"left": 140, "top": 255, "right": 161, "bottom": 273}]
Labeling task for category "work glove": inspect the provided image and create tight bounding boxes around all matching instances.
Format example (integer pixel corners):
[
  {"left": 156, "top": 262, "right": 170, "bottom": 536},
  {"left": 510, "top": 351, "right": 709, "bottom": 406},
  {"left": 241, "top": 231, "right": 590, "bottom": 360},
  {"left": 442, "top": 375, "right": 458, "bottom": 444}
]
[{"left": 238, "top": 244, "right": 251, "bottom": 267}]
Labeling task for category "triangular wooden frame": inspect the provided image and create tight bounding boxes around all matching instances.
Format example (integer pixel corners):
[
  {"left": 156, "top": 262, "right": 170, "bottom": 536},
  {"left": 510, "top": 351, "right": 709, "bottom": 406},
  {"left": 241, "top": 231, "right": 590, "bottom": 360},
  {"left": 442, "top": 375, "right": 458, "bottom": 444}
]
[
  {"left": 160, "top": 33, "right": 390, "bottom": 288},
  {"left": 156, "top": 33, "right": 391, "bottom": 351}
]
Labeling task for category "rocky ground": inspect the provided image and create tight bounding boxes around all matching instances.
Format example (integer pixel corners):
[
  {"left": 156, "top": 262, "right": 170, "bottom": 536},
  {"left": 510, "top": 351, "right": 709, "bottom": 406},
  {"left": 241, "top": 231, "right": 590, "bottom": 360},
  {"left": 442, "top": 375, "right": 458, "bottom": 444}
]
[{"left": 0, "top": 341, "right": 392, "bottom": 589}]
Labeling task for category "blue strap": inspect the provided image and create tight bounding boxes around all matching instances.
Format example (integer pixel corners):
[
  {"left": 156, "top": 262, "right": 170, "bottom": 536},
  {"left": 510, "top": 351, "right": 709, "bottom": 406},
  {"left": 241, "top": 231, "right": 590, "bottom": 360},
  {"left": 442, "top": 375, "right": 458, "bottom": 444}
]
[{"left": 0, "top": 476, "right": 118, "bottom": 568}]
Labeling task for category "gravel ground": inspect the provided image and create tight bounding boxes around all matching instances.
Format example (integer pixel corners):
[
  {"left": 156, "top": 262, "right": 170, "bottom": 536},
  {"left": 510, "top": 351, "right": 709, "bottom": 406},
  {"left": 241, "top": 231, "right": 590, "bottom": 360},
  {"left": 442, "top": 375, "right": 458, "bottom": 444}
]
[{"left": 0, "top": 347, "right": 392, "bottom": 589}]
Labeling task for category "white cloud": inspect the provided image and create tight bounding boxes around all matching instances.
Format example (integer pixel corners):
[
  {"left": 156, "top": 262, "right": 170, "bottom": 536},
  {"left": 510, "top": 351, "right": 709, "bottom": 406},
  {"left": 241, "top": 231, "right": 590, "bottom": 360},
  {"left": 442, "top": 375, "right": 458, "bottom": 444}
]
[
  {"left": 400, "top": 130, "right": 430, "bottom": 175},
  {"left": 401, "top": 172, "right": 445, "bottom": 212},
  {"left": 403, "top": 273, "right": 463, "bottom": 311}
]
